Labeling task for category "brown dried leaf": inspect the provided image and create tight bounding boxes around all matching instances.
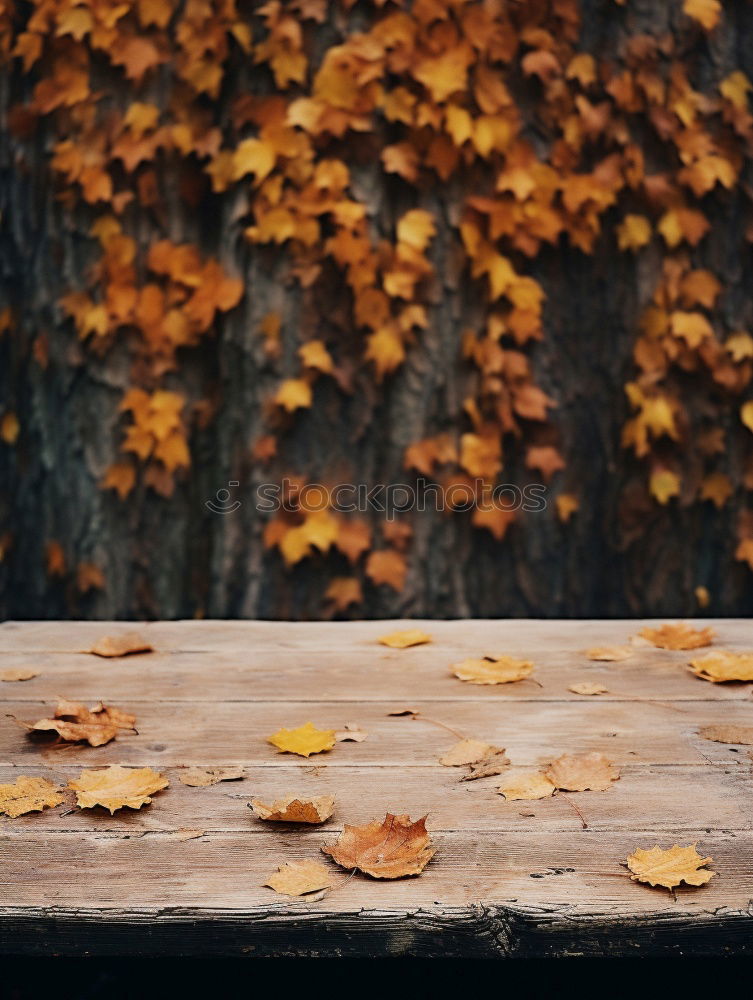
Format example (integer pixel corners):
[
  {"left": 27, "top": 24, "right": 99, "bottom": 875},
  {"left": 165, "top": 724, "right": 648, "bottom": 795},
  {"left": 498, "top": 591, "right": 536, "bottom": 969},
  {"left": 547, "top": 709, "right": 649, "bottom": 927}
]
[
  {"left": 334, "top": 724, "right": 368, "bottom": 743},
  {"left": 461, "top": 750, "right": 510, "bottom": 781},
  {"left": 451, "top": 655, "right": 533, "bottom": 685},
  {"left": 178, "top": 766, "right": 245, "bottom": 787},
  {"left": 322, "top": 813, "right": 435, "bottom": 878},
  {"left": 387, "top": 707, "right": 419, "bottom": 716},
  {"left": 439, "top": 738, "right": 499, "bottom": 766},
  {"left": 0, "top": 776, "right": 63, "bottom": 817},
  {"left": 699, "top": 724, "right": 753, "bottom": 745},
  {"left": 585, "top": 646, "right": 632, "bottom": 662},
  {"left": 89, "top": 632, "right": 153, "bottom": 657},
  {"left": 0, "top": 668, "right": 39, "bottom": 682},
  {"left": 378, "top": 629, "right": 432, "bottom": 648},
  {"left": 626, "top": 843, "right": 714, "bottom": 889},
  {"left": 23, "top": 699, "right": 136, "bottom": 747},
  {"left": 569, "top": 682, "right": 608, "bottom": 696},
  {"left": 639, "top": 623, "right": 715, "bottom": 650},
  {"left": 498, "top": 772, "right": 556, "bottom": 801},
  {"left": 69, "top": 765, "right": 168, "bottom": 813},
  {"left": 250, "top": 794, "right": 335, "bottom": 823},
  {"left": 688, "top": 651, "right": 753, "bottom": 682},
  {"left": 265, "top": 859, "right": 333, "bottom": 897},
  {"left": 545, "top": 752, "right": 620, "bottom": 791}
]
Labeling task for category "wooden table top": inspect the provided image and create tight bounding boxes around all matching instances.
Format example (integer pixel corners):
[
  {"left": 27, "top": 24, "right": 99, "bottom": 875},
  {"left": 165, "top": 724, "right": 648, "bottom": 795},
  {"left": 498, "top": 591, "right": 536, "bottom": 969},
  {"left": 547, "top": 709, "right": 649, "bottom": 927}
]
[{"left": 1, "top": 618, "right": 751, "bottom": 957}]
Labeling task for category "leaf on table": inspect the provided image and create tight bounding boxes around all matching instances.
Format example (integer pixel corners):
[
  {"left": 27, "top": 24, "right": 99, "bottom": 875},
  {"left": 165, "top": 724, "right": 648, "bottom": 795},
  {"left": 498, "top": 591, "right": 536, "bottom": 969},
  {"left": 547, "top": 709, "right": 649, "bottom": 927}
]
[
  {"left": 322, "top": 813, "right": 435, "bottom": 878},
  {"left": 69, "top": 765, "right": 168, "bottom": 813},
  {"left": 639, "top": 623, "right": 715, "bottom": 650},
  {"left": 626, "top": 843, "right": 714, "bottom": 889},
  {"left": 387, "top": 707, "right": 419, "bottom": 716},
  {"left": 334, "top": 724, "right": 368, "bottom": 743},
  {"left": 452, "top": 655, "right": 533, "bottom": 685},
  {"left": 545, "top": 752, "right": 620, "bottom": 791},
  {"left": 569, "top": 682, "right": 608, "bottom": 696},
  {"left": 688, "top": 651, "right": 753, "bottom": 682},
  {"left": 0, "top": 776, "right": 63, "bottom": 817},
  {"left": 378, "top": 629, "right": 432, "bottom": 648},
  {"left": 21, "top": 699, "right": 136, "bottom": 747},
  {"left": 265, "top": 859, "right": 333, "bottom": 897},
  {"left": 250, "top": 794, "right": 335, "bottom": 823},
  {"left": 173, "top": 829, "right": 205, "bottom": 841},
  {"left": 461, "top": 749, "right": 510, "bottom": 781},
  {"left": 268, "top": 721, "right": 336, "bottom": 757},
  {"left": 439, "top": 738, "right": 501, "bottom": 766},
  {"left": 498, "top": 772, "right": 556, "bottom": 801},
  {"left": 585, "top": 646, "right": 632, "bottom": 662},
  {"left": 178, "top": 766, "right": 245, "bottom": 786},
  {"left": 0, "top": 668, "right": 39, "bottom": 682},
  {"left": 88, "top": 631, "right": 153, "bottom": 657},
  {"left": 698, "top": 724, "right": 753, "bottom": 744}
]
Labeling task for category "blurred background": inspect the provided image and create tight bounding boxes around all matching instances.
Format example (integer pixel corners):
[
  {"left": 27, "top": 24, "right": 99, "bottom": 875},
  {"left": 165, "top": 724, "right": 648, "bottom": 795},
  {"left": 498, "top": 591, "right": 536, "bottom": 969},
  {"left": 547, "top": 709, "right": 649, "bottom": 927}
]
[{"left": 2, "top": 0, "right": 753, "bottom": 622}]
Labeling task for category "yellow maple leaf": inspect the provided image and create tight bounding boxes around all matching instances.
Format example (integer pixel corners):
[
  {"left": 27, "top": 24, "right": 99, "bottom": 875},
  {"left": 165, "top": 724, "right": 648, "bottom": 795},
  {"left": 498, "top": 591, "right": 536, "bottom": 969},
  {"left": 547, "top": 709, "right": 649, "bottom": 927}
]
[
  {"left": 69, "top": 765, "right": 168, "bottom": 813},
  {"left": 378, "top": 629, "right": 432, "bottom": 648},
  {"left": 640, "top": 622, "right": 715, "bottom": 650},
  {"left": 720, "top": 70, "right": 752, "bottom": 110},
  {"left": 688, "top": 651, "right": 753, "bottom": 682},
  {"left": 497, "top": 772, "right": 555, "bottom": 801},
  {"left": 627, "top": 843, "right": 714, "bottom": 889},
  {"left": 616, "top": 214, "right": 651, "bottom": 251},
  {"left": 0, "top": 776, "right": 63, "bottom": 818},
  {"left": 299, "top": 340, "right": 334, "bottom": 374},
  {"left": 264, "top": 860, "right": 332, "bottom": 897},
  {"left": 268, "top": 721, "right": 336, "bottom": 757},
  {"left": 396, "top": 209, "right": 436, "bottom": 252},
  {"left": 555, "top": 494, "right": 579, "bottom": 523},
  {"left": 649, "top": 469, "right": 680, "bottom": 505},
  {"left": 452, "top": 655, "right": 533, "bottom": 685},
  {"left": 275, "top": 378, "right": 313, "bottom": 412},
  {"left": 683, "top": 0, "right": 721, "bottom": 32}
]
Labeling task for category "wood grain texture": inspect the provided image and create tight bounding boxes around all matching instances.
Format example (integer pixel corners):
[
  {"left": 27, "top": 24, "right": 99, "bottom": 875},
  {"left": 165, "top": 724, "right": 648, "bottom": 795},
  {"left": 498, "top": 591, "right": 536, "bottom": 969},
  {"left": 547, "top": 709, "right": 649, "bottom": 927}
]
[{"left": 0, "top": 619, "right": 752, "bottom": 957}]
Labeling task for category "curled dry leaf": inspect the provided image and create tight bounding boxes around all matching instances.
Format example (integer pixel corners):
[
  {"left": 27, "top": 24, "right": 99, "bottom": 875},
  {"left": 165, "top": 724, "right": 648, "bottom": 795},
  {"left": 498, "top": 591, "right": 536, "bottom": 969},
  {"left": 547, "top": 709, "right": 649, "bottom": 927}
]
[
  {"left": 322, "top": 813, "right": 435, "bottom": 879},
  {"left": 569, "top": 682, "right": 608, "bottom": 696},
  {"left": 387, "top": 707, "right": 419, "bottom": 716},
  {"left": 250, "top": 794, "right": 335, "bottom": 823},
  {"left": 585, "top": 646, "right": 632, "bottom": 662},
  {"left": 451, "top": 655, "right": 533, "bottom": 685},
  {"left": 545, "top": 752, "right": 620, "bottom": 791},
  {"left": 378, "top": 629, "right": 432, "bottom": 648},
  {"left": 268, "top": 722, "right": 336, "bottom": 757},
  {"left": 69, "top": 765, "right": 168, "bottom": 813},
  {"left": 639, "top": 623, "right": 715, "bottom": 650},
  {"left": 699, "top": 724, "right": 753, "bottom": 745},
  {"left": 178, "top": 766, "right": 245, "bottom": 787},
  {"left": 461, "top": 750, "right": 510, "bottom": 781},
  {"left": 334, "top": 724, "right": 368, "bottom": 743},
  {"left": 0, "top": 668, "right": 39, "bottom": 682},
  {"left": 498, "top": 772, "right": 556, "bottom": 801},
  {"left": 439, "top": 738, "right": 500, "bottom": 766},
  {"left": 688, "top": 651, "right": 753, "bottom": 682},
  {"left": 22, "top": 699, "right": 136, "bottom": 747},
  {"left": 89, "top": 631, "right": 153, "bottom": 657},
  {"left": 265, "top": 860, "right": 333, "bottom": 897},
  {"left": 0, "top": 776, "right": 63, "bottom": 817},
  {"left": 626, "top": 844, "right": 714, "bottom": 889}
]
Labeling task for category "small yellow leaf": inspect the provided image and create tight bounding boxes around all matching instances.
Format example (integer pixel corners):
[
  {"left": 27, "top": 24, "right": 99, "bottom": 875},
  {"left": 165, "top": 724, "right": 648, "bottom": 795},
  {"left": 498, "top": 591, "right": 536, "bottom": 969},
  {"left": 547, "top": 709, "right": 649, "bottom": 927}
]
[
  {"left": 452, "top": 655, "right": 533, "bottom": 685},
  {"left": 741, "top": 400, "right": 753, "bottom": 433},
  {"left": 178, "top": 767, "right": 245, "bottom": 787},
  {"left": 0, "top": 776, "right": 63, "bottom": 818},
  {"left": 649, "top": 469, "right": 680, "bottom": 505},
  {"left": 688, "top": 650, "right": 753, "bottom": 682},
  {"left": 585, "top": 646, "right": 632, "bottom": 662},
  {"left": 378, "top": 629, "right": 432, "bottom": 649},
  {"left": 627, "top": 843, "right": 714, "bottom": 889},
  {"left": 545, "top": 752, "right": 619, "bottom": 791},
  {"left": 268, "top": 721, "right": 336, "bottom": 757},
  {"left": 69, "top": 765, "right": 168, "bottom": 814},
  {"left": 275, "top": 378, "right": 312, "bottom": 412},
  {"left": 264, "top": 860, "right": 332, "bottom": 897},
  {"left": 498, "top": 772, "right": 556, "bottom": 801},
  {"left": 569, "top": 682, "right": 608, "bottom": 696},
  {"left": 683, "top": 0, "right": 721, "bottom": 33},
  {"left": 640, "top": 623, "right": 715, "bottom": 650},
  {"left": 1, "top": 412, "right": 20, "bottom": 445},
  {"left": 0, "top": 668, "right": 39, "bottom": 682},
  {"left": 439, "top": 738, "right": 500, "bottom": 767}
]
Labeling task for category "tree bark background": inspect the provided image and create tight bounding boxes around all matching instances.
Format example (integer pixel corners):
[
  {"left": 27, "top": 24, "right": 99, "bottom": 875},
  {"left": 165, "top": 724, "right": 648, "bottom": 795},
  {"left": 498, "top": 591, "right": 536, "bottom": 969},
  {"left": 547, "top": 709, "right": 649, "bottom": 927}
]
[{"left": 2, "top": 0, "right": 753, "bottom": 621}]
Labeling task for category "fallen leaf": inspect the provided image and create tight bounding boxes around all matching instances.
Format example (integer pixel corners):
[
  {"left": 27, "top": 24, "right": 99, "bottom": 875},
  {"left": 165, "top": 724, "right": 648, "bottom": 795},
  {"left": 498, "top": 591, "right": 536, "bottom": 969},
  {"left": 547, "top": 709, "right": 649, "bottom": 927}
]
[
  {"left": 585, "top": 646, "right": 632, "bottom": 662},
  {"left": 387, "top": 707, "right": 419, "bottom": 716},
  {"left": 378, "top": 629, "right": 431, "bottom": 648},
  {"left": 264, "top": 859, "right": 332, "bottom": 897},
  {"left": 250, "top": 794, "right": 335, "bottom": 823},
  {"left": 322, "top": 813, "right": 435, "bottom": 878},
  {"left": 173, "top": 829, "right": 205, "bottom": 841},
  {"left": 178, "top": 767, "right": 245, "bottom": 787},
  {"left": 439, "top": 738, "right": 500, "bottom": 766},
  {"left": 699, "top": 724, "right": 753, "bottom": 745},
  {"left": 452, "top": 655, "right": 533, "bottom": 685},
  {"left": 0, "top": 776, "right": 63, "bottom": 817},
  {"left": 545, "top": 752, "right": 620, "bottom": 791},
  {"left": 89, "top": 632, "right": 153, "bottom": 657},
  {"left": 639, "top": 623, "right": 715, "bottom": 650},
  {"left": 23, "top": 699, "right": 136, "bottom": 747},
  {"left": 0, "top": 668, "right": 39, "bottom": 682},
  {"left": 498, "top": 772, "right": 556, "bottom": 801},
  {"left": 688, "top": 651, "right": 753, "bottom": 682},
  {"left": 626, "top": 843, "right": 714, "bottom": 889},
  {"left": 69, "top": 765, "right": 168, "bottom": 813},
  {"left": 461, "top": 750, "right": 511, "bottom": 781},
  {"left": 334, "top": 724, "right": 368, "bottom": 743},
  {"left": 569, "top": 682, "right": 608, "bottom": 696},
  {"left": 268, "top": 722, "right": 336, "bottom": 757}
]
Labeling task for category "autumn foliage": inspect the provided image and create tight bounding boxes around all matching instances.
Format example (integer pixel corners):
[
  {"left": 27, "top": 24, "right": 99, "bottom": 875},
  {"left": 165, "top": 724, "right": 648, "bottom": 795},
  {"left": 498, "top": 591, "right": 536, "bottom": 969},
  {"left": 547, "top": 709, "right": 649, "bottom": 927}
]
[{"left": 2, "top": 0, "right": 753, "bottom": 617}]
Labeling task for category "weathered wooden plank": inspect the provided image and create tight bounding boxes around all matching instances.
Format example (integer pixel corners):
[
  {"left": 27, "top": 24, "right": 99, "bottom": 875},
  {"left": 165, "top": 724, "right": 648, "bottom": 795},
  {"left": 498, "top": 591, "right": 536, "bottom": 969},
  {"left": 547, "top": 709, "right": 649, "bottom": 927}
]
[
  {"left": 0, "top": 763, "right": 749, "bottom": 835},
  {"left": 2, "top": 698, "right": 749, "bottom": 766},
  {"left": 0, "top": 648, "right": 748, "bottom": 703},
  {"left": 2, "top": 618, "right": 751, "bottom": 654}
]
